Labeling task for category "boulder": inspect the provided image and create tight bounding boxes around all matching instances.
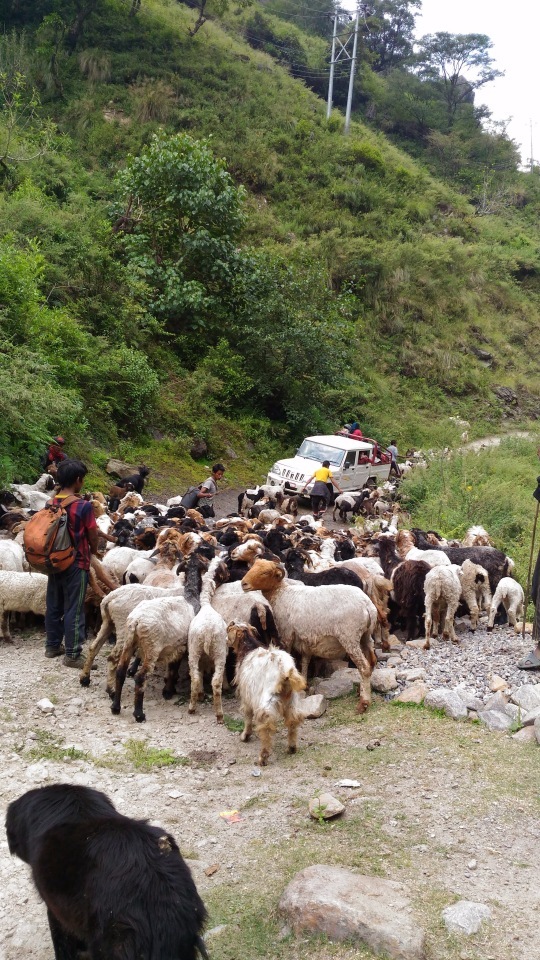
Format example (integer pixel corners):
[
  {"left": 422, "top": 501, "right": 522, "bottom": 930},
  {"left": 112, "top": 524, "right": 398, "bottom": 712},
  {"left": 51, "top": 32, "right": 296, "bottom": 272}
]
[
  {"left": 309, "top": 794, "right": 345, "bottom": 821},
  {"left": 105, "top": 458, "right": 138, "bottom": 479},
  {"left": 442, "top": 900, "right": 492, "bottom": 936},
  {"left": 489, "top": 674, "right": 508, "bottom": 693},
  {"left": 522, "top": 704, "right": 540, "bottom": 727},
  {"left": 510, "top": 684, "right": 540, "bottom": 714},
  {"left": 493, "top": 385, "right": 518, "bottom": 405},
  {"left": 190, "top": 438, "right": 208, "bottom": 460},
  {"left": 425, "top": 689, "right": 467, "bottom": 720},
  {"left": 454, "top": 687, "right": 484, "bottom": 712},
  {"left": 535, "top": 716, "right": 540, "bottom": 745},
  {"left": 512, "top": 726, "right": 537, "bottom": 743},
  {"left": 301, "top": 695, "right": 327, "bottom": 719},
  {"left": 393, "top": 682, "right": 427, "bottom": 705},
  {"left": 371, "top": 668, "right": 398, "bottom": 694},
  {"left": 279, "top": 865, "right": 425, "bottom": 959},
  {"left": 315, "top": 669, "right": 358, "bottom": 699},
  {"left": 478, "top": 708, "right": 513, "bottom": 732},
  {"left": 483, "top": 691, "right": 509, "bottom": 712}
]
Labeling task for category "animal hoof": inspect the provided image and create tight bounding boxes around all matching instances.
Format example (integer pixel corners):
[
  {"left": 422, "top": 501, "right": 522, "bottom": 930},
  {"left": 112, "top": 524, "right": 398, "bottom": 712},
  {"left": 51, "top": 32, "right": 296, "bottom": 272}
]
[
  {"left": 79, "top": 675, "right": 90, "bottom": 687},
  {"left": 287, "top": 746, "right": 297, "bottom": 754},
  {"left": 135, "top": 713, "right": 146, "bottom": 723},
  {"left": 110, "top": 704, "right": 120, "bottom": 715},
  {"left": 259, "top": 756, "right": 268, "bottom": 766},
  {"left": 162, "top": 689, "right": 175, "bottom": 700},
  {"left": 216, "top": 715, "right": 224, "bottom": 724},
  {"left": 188, "top": 705, "right": 196, "bottom": 714},
  {"left": 356, "top": 700, "right": 369, "bottom": 715}
]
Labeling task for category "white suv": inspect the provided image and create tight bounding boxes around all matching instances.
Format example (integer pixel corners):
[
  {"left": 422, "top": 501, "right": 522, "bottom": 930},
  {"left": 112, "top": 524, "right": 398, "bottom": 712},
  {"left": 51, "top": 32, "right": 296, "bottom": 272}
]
[{"left": 267, "top": 435, "right": 391, "bottom": 497}]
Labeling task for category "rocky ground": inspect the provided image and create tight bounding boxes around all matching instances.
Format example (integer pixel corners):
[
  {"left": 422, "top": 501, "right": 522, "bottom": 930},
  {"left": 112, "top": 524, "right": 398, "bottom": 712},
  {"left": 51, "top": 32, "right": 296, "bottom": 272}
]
[{"left": 1, "top": 489, "right": 540, "bottom": 960}]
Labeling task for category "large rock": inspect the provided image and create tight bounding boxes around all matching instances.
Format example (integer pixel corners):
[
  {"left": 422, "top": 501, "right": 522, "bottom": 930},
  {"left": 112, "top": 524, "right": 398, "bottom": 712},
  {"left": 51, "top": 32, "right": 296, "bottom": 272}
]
[
  {"left": 301, "top": 695, "right": 327, "bottom": 719},
  {"left": 316, "top": 669, "right": 358, "bottom": 699},
  {"left": 535, "top": 716, "right": 540, "bottom": 745},
  {"left": 279, "top": 865, "right": 425, "bottom": 959},
  {"left": 510, "top": 684, "right": 540, "bottom": 714},
  {"left": 522, "top": 704, "right": 540, "bottom": 727},
  {"left": 442, "top": 900, "right": 492, "bottom": 936},
  {"left": 371, "top": 668, "right": 398, "bottom": 694},
  {"left": 190, "top": 438, "right": 208, "bottom": 459},
  {"left": 393, "top": 682, "right": 427, "bottom": 705},
  {"left": 478, "top": 708, "right": 513, "bottom": 732},
  {"left": 512, "top": 726, "right": 537, "bottom": 743},
  {"left": 309, "top": 794, "right": 345, "bottom": 821},
  {"left": 454, "top": 686, "right": 484, "bottom": 712},
  {"left": 424, "top": 689, "right": 467, "bottom": 720},
  {"left": 105, "top": 458, "right": 138, "bottom": 479}
]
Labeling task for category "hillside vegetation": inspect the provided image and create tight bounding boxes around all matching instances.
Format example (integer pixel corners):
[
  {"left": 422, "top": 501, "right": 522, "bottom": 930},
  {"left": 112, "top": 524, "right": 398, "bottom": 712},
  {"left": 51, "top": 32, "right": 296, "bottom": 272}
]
[{"left": 2, "top": 0, "right": 540, "bottom": 489}]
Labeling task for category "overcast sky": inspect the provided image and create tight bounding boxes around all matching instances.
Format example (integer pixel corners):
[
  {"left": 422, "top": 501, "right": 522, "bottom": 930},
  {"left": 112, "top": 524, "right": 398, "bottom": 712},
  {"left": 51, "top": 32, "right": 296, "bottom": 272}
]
[{"left": 415, "top": 0, "right": 539, "bottom": 167}]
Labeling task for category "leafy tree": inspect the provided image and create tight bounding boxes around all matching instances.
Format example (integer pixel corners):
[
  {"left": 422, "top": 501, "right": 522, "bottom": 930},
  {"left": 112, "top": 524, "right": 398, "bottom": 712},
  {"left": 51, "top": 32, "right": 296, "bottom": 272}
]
[
  {"left": 114, "top": 132, "right": 246, "bottom": 336},
  {"left": 415, "top": 32, "right": 503, "bottom": 126},
  {"left": 0, "top": 32, "right": 56, "bottom": 175},
  {"left": 359, "top": 0, "right": 420, "bottom": 73}
]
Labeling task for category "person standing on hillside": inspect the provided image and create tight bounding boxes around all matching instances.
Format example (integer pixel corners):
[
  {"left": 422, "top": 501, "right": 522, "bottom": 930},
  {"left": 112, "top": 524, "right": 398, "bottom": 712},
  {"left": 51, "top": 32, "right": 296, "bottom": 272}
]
[
  {"left": 301, "top": 460, "right": 343, "bottom": 520},
  {"left": 386, "top": 440, "right": 401, "bottom": 478},
  {"left": 44, "top": 459, "right": 98, "bottom": 668},
  {"left": 197, "top": 464, "right": 225, "bottom": 509},
  {"left": 43, "top": 436, "right": 67, "bottom": 471}
]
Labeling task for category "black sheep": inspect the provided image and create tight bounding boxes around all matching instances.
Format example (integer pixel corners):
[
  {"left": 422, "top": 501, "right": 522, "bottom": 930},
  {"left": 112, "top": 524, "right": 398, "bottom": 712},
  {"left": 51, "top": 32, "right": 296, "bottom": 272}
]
[{"left": 5, "top": 784, "right": 208, "bottom": 960}]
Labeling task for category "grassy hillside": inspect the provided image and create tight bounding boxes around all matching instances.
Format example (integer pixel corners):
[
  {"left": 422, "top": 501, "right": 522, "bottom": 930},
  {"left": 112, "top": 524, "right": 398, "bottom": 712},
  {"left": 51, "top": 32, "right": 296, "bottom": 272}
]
[{"left": 2, "top": 0, "right": 540, "bottom": 487}]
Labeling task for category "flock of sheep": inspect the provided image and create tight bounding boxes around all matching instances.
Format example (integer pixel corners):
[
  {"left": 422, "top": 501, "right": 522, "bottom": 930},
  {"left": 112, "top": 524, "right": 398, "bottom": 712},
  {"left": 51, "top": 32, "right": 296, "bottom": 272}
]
[{"left": 0, "top": 472, "right": 524, "bottom": 765}]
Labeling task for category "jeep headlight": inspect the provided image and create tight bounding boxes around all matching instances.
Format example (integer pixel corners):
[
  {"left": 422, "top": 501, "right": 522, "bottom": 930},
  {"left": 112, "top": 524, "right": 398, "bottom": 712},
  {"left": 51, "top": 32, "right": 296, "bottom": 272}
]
[{"left": 271, "top": 464, "right": 281, "bottom": 476}]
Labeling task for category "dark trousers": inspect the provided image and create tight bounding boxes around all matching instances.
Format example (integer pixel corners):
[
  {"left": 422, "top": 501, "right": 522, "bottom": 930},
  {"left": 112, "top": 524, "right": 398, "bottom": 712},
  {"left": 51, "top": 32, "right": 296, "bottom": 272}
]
[
  {"left": 45, "top": 565, "right": 89, "bottom": 658},
  {"left": 389, "top": 461, "right": 401, "bottom": 478}
]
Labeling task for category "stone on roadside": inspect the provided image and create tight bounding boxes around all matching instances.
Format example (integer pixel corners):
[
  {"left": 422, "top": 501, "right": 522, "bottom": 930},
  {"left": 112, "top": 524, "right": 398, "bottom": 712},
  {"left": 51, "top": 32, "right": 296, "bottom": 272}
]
[
  {"left": 512, "top": 726, "right": 537, "bottom": 743},
  {"left": 387, "top": 635, "right": 403, "bottom": 650},
  {"left": 425, "top": 689, "right": 468, "bottom": 720},
  {"left": 105, "top": 458, "right": 138, "bottom": 478},
  {"left": 309, "top": 794, "right": 345, "bottom": 821},
  {"left": 301, "top": 694, "right": 327, "bottom": 719},
  {"left": 315, "top": 670, "right": 357, "bottom": 699},
  {"left": 371, "top": 668, "right": 398, "bottom": 694},
  {"left": 279, "top": 865, "right": 425, "bottom": 959},
  {"left": 393, "top": 682, "right": 427, "bottom": 705},
  {"left": 477, "top": 708, "right": 513, "bottom": 732},
  {"left": 510, "top": 684, "right": 540, "bottom": 714},
  {"left": 489, "top": 674, "right": 508, "bottom": 693},
  {"left": 535, "top": 716, "right": 540, "bottom": 745},
  {"left": 406, "top": 638, "right": 430, "bottom": 650},
  {"left": 442, "top": 901, "right": 492, "bottom": 936},
  {"left": 521, "top": 704, "right": 540, "bottom": 727},
  {"left": 454, "top": 687, "right": 484, "bottom": 712},
  {"left": 515, "top": 622, "right": 533, "bottom": 635},
  {"left": 37, "top": 698, "right": 56, "bottom": 715}
]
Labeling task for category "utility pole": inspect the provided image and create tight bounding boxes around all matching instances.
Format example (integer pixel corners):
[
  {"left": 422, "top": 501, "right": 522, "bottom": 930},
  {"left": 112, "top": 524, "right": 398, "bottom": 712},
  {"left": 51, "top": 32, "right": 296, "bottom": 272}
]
[
  {"left": 326, "top": 10, "right": 339, "bottom": 121},
  {"left": 344, "top": 8, "right": 360, "bottom": 134},
  {"left": 326, "top": 5, "right": 359, "bottom": 131}
]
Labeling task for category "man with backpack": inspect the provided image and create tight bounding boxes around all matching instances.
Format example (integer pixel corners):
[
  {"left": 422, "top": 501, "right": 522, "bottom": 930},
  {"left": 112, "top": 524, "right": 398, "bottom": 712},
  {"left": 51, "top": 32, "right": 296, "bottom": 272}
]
[{"left": 42, "top": 459, "right": 98, "bottom": 667}]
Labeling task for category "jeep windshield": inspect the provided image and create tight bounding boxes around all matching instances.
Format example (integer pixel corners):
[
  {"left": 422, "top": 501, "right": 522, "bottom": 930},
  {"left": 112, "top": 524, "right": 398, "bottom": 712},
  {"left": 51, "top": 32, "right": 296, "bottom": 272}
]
[{"left": 297, "top": 441, "right": 344, "bottom": 467}]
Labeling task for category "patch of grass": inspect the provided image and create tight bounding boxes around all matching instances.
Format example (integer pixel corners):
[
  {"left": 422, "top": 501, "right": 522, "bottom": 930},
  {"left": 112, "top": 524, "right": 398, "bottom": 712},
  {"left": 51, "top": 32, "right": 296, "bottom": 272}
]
[
  {"left": 25, "top": 730, "right": 89, "bottom": 763},
  {"left": 223, "top": 714, "right": 244, "bottom": 733},
  {"left": 123, "top": 738, "right": 189, "bottom": 770}
]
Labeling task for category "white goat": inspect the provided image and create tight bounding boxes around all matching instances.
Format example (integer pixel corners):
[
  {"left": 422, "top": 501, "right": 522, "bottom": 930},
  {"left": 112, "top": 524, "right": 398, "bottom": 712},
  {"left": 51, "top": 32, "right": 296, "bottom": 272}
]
[
  {"left": 487, "top": 577, "right": 524, "bottom": 630},
  {"left": 188, "top": 558, "right": 230, "bottom": 722},
  {"left": 229, "top": 622, "right": 306, "bottom": 766},
  {"left": 460, "top": 559, "right": 491, "bottom": 630},
  {"left": 423, "top": 564, "right": 462, "bottom": 646},
  {"left": 405, "top": 547, "right": 451, "bottom": 568}
]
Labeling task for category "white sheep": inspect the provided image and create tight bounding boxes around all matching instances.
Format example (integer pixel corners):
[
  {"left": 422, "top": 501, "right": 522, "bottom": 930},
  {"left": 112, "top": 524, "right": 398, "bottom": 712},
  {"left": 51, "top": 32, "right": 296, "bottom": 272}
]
[
  {"left": 0, "top": 570, "right": 48, "bottom": 641},
  {"left": 0, "top": 541, "right": 27, "bottom": 572},
  {"left": 79, "top": 580, "right": 185, "bottom": 689},
  {"left": 241, "top": 559, "right": 377, "bottom": 713},
  {"left": 229, "top": 622, "right": 306, "bottom": 766},
  {"left": 9, "top": 474, "right": 54, "bottom": 510},
  {"left": 188, "top": 558, "right": 230, "bottom": 722},
  {"left": 102, "top": 546, "right": 153, "bottom": 582},
  {"left": 110, "top": 552, "right": 208, "bottom": 721},
  {"left": 487, "top": 577, "right": 524, "bottom": 630},
  {"left": 423, "top": 564, "right": 462, "bottom": 646},
  {"left": 405, "top": 546, "right": 451, "bottom": 568}
]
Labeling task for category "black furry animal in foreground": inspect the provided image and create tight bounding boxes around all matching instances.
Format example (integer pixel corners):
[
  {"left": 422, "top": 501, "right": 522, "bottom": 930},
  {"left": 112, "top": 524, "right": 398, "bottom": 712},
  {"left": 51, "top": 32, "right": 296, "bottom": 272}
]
[{"left": 5, "top": 783, "right": 208, "bottom": 960}]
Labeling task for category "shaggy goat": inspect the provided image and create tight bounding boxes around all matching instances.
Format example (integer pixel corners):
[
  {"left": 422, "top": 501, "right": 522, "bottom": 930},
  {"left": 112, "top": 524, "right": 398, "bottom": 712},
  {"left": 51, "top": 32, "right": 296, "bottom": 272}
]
[
  {"left": 459, "top": 559, "right": 491, "bottom": 630},
  {"left": 423, "top": 564, "right": 462, "bottom": 646},
  {"left": 188, "top": 558, "right": 231, "bottom": 722},
  {"left": 487, "top": 577, "right": 524, "bottom": 629},
  {"left": 241, "top": 559, "right": 377, "bottom": 713},
  {"left": 6, "top": 783, "right": 207, "bottom": 960},
  {"left": 229, "top": 622, "right": 306, "bottom": 765}
]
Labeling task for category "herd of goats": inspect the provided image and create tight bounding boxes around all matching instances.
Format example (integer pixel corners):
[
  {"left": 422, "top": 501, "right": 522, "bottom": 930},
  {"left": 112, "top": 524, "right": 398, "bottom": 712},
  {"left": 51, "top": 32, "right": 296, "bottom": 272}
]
[{"left": 0, "top": 471, "right": 523, "bottom": 766}]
